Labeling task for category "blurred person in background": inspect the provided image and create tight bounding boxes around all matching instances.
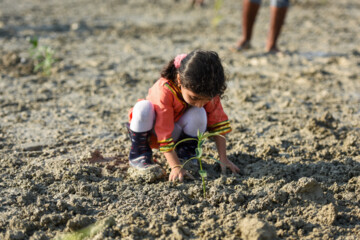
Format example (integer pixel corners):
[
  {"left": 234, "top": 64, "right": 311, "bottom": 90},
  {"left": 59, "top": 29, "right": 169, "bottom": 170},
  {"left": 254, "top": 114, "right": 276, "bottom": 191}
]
[{"left": 232, "top": 0, "right": 289, "bottom": 53}]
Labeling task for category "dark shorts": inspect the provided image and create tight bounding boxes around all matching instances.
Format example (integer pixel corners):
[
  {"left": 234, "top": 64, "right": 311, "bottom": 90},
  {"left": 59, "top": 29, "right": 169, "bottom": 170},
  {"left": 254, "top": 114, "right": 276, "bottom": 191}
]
[{"left": 250, "top": 0, "right": 289, "bottom": 7}]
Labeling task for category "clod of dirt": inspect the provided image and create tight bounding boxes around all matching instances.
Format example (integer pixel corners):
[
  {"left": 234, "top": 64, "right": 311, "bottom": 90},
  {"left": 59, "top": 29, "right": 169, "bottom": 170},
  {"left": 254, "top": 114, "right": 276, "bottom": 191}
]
[
  {"left": 21, "top": 142, "right": 48, "bottom": 152},
  {"left": 127, "top": 165, "right": 166, "bottom": 183},
  {"left": 281, "top": 177, "right": 325, "bottom": 202},
  {"left": 66, "top": 215, "right": 95, "bottom": 231},
  {"left": 2, "top": 52, "right": 20, "bottom": 67},
  {"left": 261, "top": 144, "right": 279, "bottom": 157},
  {"left": 307, "top": 112, "right": 338, "bottom": 136},
  {"left": 87, "top": 149, "right": 128, "bottom": 174},
  {"left": 237, "top": 216, "right": 277, "bottom": 240},
  {"left": 0, "top": 51, "right": 34, "bottom": 76},
  {"left": 315, "top": 203, "right": 338, "bottom": 226},
  {"left": 4, "top": 230, "right": 26, "bottom": 240},
  {"left": 170, "top": 223, "right": 191, "bottom": 239}
]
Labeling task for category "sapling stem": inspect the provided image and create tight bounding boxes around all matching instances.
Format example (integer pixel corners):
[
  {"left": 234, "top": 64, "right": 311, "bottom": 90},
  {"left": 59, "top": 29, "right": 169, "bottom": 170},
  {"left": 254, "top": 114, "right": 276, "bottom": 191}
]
[
  {"left": 198, "top": 157, "right": 207, "bottom": 198},
  {"left": 174, "top": 130, "right": 225, "bottom": 198}
]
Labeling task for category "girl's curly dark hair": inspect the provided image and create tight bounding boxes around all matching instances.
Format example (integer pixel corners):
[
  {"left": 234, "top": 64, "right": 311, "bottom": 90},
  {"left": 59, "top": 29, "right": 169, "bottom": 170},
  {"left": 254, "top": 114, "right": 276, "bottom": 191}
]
[{"left": 161, "top": 50, "right": 226, "bottom": 98}]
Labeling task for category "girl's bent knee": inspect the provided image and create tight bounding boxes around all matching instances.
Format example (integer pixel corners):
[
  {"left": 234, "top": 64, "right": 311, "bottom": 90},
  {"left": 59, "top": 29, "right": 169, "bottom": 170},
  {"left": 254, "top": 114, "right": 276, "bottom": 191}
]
[
  {"left": 182, "top": 107, "right": 207, "bottom": 135},
  {"left": 130, "top": 100, "right": 155, "bottom": 132},
  {"left": 132, "top": 100, "right": 154, "bottom": 121},
  {"left": 189, "top": 107, "right": 207, "bottom": 125}
]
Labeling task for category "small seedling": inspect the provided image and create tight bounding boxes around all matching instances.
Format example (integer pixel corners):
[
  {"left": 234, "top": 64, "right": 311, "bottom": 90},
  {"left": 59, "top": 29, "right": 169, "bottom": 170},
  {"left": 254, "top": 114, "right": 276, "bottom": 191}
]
[
  {"left": 28, "top": 36, "right": 55, "bottom": 76},
  {"left": 54, "top": 217, "right": 115, "bottom": 240},
  {"left": 211, "top": 0, "right": 223, "bottom": 27},
  {"left": 174, "top": 130, "right": 224, "bottom": 198}
]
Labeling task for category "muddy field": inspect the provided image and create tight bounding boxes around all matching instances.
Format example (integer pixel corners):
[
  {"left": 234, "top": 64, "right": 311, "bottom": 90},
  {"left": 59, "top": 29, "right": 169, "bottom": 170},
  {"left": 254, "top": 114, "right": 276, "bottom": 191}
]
[{"left": 1, "top": 0, "right": 360, "bottom": 239}]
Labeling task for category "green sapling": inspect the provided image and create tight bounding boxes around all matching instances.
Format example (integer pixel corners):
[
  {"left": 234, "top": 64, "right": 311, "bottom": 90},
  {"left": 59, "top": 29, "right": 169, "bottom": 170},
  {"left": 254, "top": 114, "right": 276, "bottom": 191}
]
[{"left": 174, "top": 130, "right": 224, "bottom": 198}]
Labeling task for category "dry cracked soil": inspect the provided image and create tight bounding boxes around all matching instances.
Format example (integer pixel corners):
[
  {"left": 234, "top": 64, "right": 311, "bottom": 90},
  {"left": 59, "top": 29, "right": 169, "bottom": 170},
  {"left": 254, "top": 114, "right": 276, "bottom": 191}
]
[{"left": 0, "top": 0, "right": 360, "bottom": 239}]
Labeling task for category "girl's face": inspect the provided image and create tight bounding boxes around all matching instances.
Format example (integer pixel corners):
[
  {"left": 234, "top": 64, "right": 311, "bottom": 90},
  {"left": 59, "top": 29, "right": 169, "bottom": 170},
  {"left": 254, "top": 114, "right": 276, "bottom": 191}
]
[
  {"left": 180, "top": 86, "right": 212, "bottom": 108},
  {"left": 177, "top": 74, "right": 212, "bottom": 107}
]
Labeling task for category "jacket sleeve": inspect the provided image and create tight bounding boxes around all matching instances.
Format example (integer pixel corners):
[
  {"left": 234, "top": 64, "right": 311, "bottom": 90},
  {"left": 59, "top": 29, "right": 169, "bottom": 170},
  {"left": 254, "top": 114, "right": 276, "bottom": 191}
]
[
  {"left": 150, "top": 86, "right": 176, "bottom": 152},
  {"left": 204, "top": 96, "right": 232, "bottom": 135}
]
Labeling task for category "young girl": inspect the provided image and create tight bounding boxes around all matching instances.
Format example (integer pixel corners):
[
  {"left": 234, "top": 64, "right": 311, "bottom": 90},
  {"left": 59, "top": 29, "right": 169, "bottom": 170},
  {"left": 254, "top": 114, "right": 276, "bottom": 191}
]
[{"left": 128, "top": 50, "right": 240, "bottom": 182}]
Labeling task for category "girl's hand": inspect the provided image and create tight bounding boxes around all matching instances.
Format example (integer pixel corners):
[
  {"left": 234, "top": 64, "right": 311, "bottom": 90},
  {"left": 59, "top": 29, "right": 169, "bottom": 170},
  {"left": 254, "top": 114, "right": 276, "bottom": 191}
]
[
  {"left": 169, "top": 166, "right": 194, "bottom": 182},
  {"left": 213, "top": 135, "right": 241, "bottom": 175},
  {"left": 221, "top": 159, "right": 241, "bottom": 175}
]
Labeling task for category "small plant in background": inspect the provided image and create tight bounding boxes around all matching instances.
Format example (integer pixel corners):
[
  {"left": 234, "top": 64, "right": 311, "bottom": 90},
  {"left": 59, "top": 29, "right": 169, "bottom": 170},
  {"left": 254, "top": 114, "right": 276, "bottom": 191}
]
[
  {"left": 28, "top": 36, "right": 55, "bottom": 76},
  {"left": 174, "top": 130, "right": 224, "bottom": 198},
  {"left": 211, "top": 0, "right": 223, "bottom": 27},
  {"left": 54, "top": 217, "right": 115, "bottom": 240}
]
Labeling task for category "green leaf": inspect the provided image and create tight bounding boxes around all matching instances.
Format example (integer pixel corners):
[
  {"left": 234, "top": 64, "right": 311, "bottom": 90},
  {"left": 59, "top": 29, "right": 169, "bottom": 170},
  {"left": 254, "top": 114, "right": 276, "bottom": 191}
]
[
  {"left": 214, "top": 0, "right": 223, "bottom": 10},
  {"left": 182, "top": 157, "right": 199, "bottom": 167},
  {"left": 209, "top": 156, "right": 224, "bottom": 165},
  {"left": 202, "top": 132, "right": 221, "bottom": 139},
  {"left": 174, "top": 138, "right": 198, "bottom": 149},
  {"left": 211, "top": 16, "right": 223, "bottom": 27},
  {"left": 197, "top": 129, "right": 202, "bottom": 138},
  {"left": 34, "top": 62, "right": 43, "bottom": 72},
  {"left": 29, "top": 36, "right": 38, "bottom": 48},
  {"left": 195, "top": 147, "right": 203, "bottom": 157},
  {"left": 199, "top": 170, "right": 207, "bottom": 178}
]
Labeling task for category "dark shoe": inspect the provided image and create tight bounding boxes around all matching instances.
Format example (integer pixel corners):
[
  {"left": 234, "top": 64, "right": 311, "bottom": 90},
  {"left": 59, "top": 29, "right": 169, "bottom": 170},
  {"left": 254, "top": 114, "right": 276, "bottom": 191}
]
[
  {"left": 129, "top": 153, "right": 154, "bottom": 170},
  {"left": 127, "top": 126, "right": 154, "bottom": 170}
]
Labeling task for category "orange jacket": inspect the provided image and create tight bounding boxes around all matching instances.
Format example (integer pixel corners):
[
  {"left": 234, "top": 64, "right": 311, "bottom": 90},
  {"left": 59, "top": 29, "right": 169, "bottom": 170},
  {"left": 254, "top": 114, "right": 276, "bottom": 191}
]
[{"left": 130, "top": 78, "right": 231, "bottom": 152}]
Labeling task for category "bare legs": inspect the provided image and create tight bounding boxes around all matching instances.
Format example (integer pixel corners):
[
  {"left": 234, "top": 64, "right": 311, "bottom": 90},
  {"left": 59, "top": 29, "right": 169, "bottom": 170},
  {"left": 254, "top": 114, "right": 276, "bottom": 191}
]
[
  {"left": 236, "top": 0, "right": 260, "bottom": 49},
  {"left": 266, "top": 6, "right": 288, "bottom": 52},
  {"left": 235, "top": 0, "right": 288, "bottom": 52}
]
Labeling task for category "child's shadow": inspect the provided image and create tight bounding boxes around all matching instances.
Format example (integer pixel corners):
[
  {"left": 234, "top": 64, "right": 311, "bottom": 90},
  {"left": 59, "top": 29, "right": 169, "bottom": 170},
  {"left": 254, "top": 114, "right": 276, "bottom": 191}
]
[{"left": 194, "top": 152, "right": 261, "bottom": 180}]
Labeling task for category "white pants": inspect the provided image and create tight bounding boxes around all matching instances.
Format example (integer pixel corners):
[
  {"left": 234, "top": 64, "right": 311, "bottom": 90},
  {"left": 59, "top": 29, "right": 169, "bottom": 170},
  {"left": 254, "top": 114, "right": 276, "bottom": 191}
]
[{"left": 130, "top": 100, "right": 207, "bottom": 141}]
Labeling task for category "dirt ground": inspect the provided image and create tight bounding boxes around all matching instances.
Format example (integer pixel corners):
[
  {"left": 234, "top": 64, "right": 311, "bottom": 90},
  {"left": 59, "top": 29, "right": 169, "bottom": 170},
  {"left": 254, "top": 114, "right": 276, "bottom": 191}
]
[{"left": 0, "top": 0, "right": 360, "bottom": 239}]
